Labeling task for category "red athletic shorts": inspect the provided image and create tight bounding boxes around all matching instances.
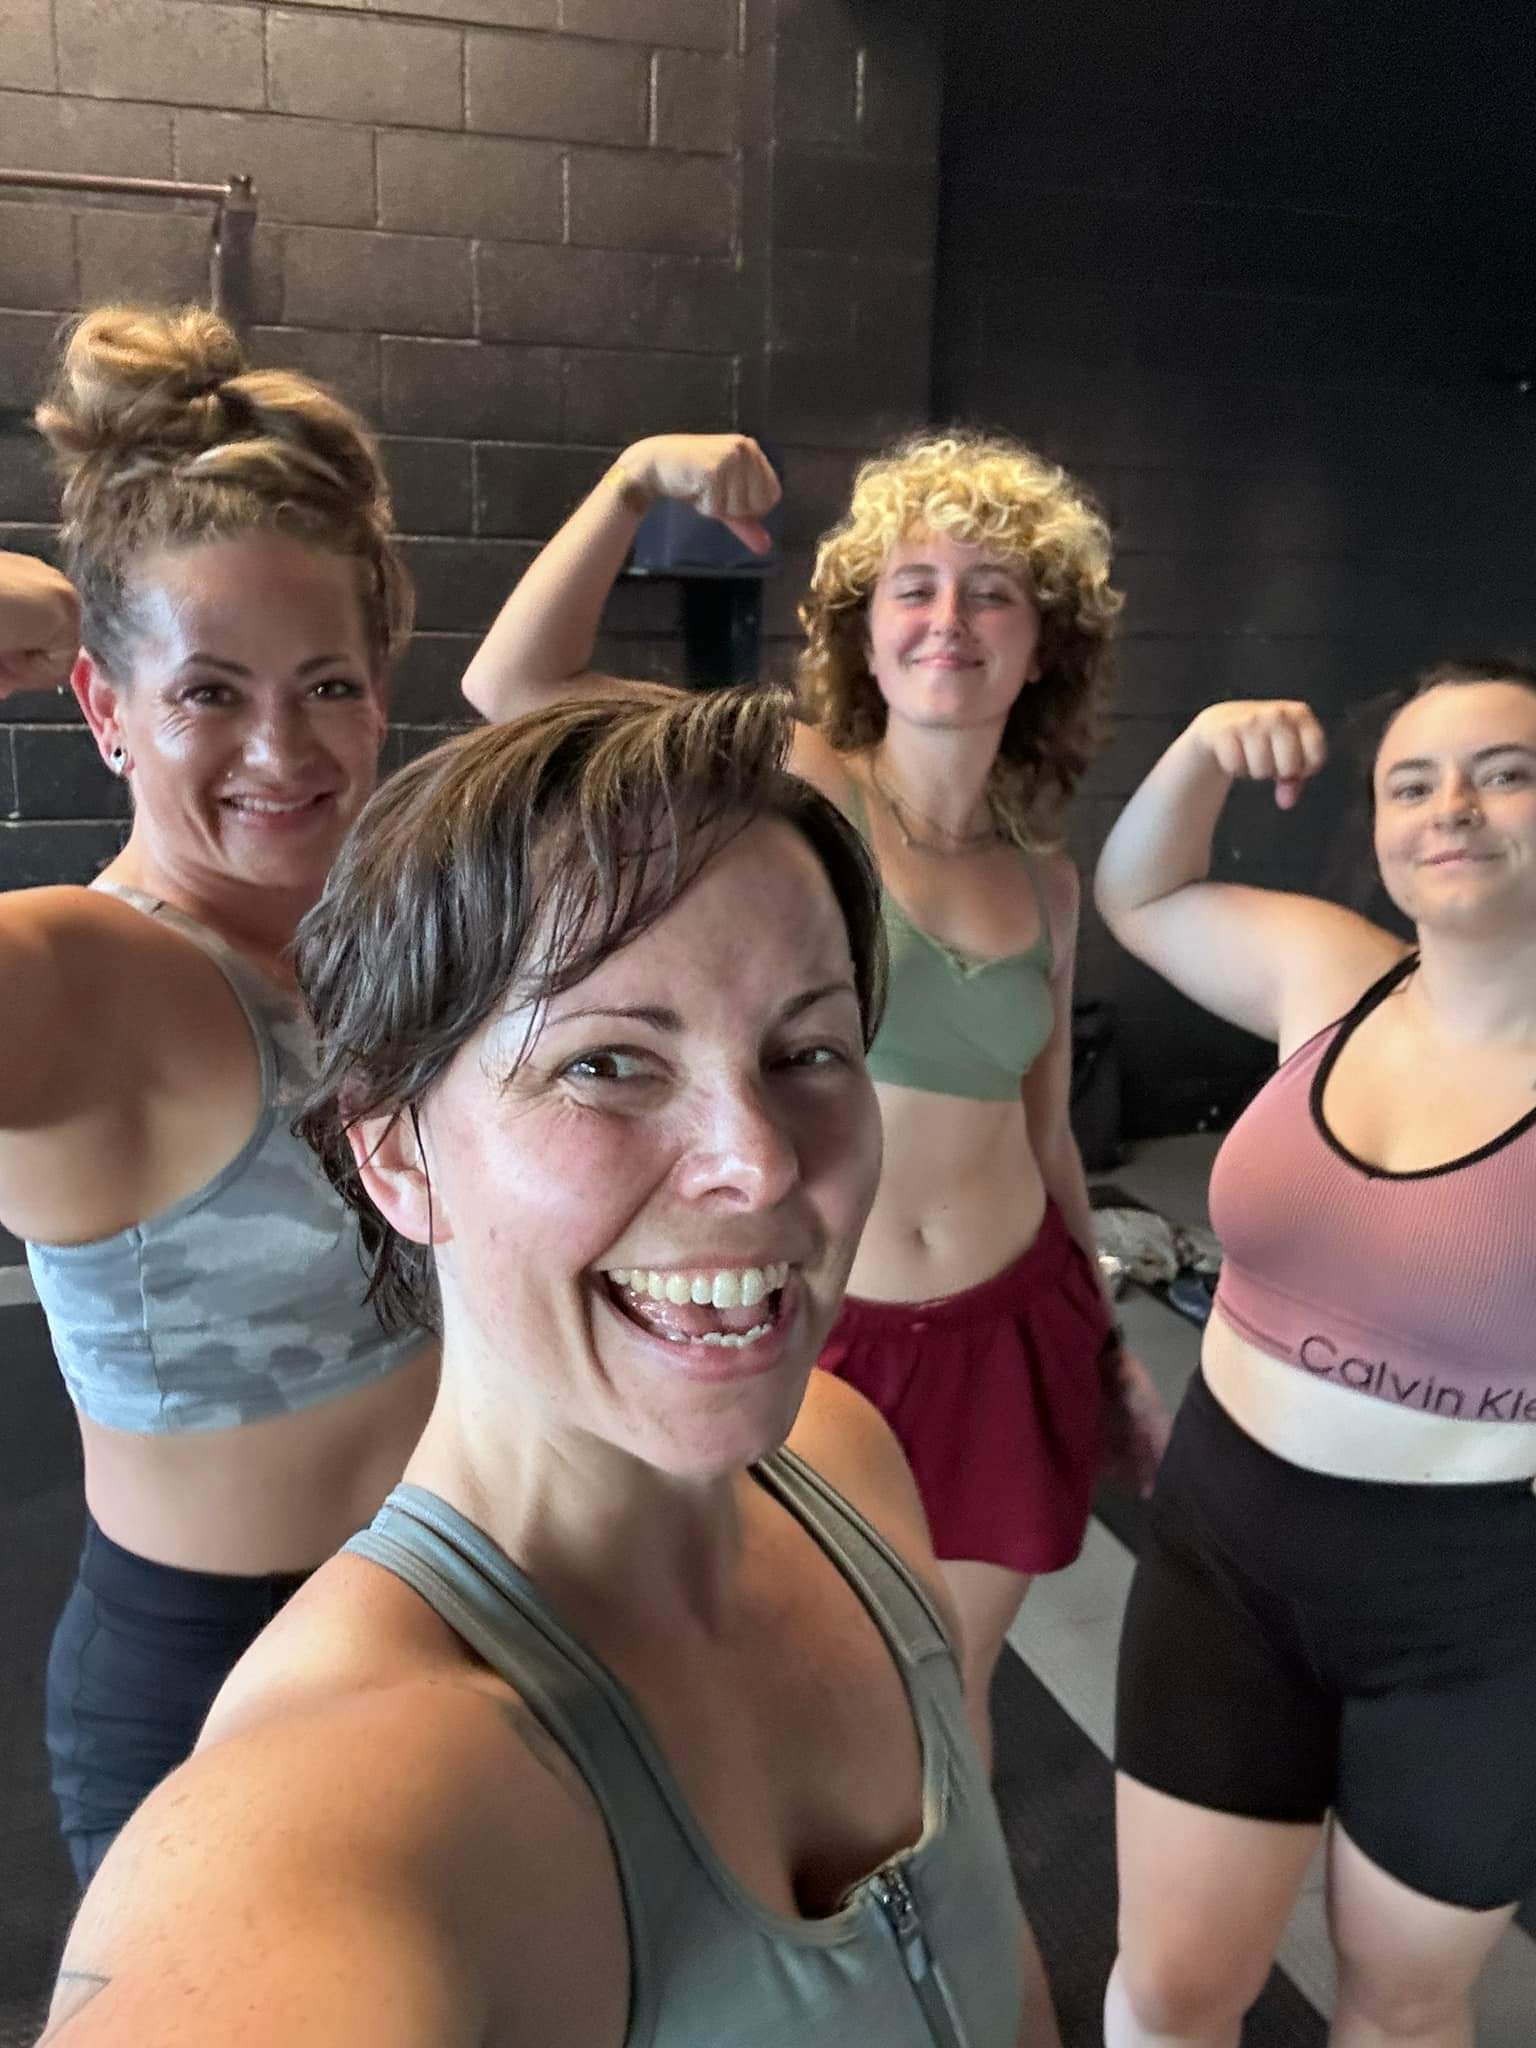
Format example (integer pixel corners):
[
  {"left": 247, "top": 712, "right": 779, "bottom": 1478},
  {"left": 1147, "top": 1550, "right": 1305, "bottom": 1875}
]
[{"left": 817, "top": 1200, "right": 1110, "bottom": 1575}]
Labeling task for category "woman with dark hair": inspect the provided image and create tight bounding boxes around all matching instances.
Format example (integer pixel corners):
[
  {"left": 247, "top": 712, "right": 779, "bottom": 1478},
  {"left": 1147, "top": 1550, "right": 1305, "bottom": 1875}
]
[
  {"left": 1094, "top": 670, "right": 1536, "bottom": 2048},
  {"left": 2, "top": 304, "right": 435, "bottom": 1884},
  {"left": 43, "top": 688, "right": 1044, "bottom": 2048},
  {"left": 461, "top": 431, "right": 1167, "bottom": 1778}
]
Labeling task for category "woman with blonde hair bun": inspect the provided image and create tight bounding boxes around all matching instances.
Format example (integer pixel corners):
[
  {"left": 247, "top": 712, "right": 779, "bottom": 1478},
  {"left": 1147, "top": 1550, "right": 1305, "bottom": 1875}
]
[
  {"left": 2, "top": 303, "right": 435, "bottom": 1884},
  {"left": 462, "top": 426, "right": 1168, "bottom": 1823}
]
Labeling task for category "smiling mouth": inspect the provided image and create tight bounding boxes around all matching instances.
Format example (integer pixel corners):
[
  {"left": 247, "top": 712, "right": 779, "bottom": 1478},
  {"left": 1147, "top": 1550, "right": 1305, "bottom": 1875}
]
[
  {"left": 601, "top": 1261, "right": 791, "bottom": 1350},
  {"left": 221, "top": 793, "right": 334, "bottom": 818}
]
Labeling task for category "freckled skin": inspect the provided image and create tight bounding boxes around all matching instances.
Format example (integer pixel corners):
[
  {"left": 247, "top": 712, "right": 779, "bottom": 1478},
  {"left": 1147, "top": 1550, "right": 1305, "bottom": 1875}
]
[
  {"left": 412, "top": 819, "right": 884, "bottom": 1484},
  {"left": 863, "top": 532, "right": 1043, "bottom": 745}
]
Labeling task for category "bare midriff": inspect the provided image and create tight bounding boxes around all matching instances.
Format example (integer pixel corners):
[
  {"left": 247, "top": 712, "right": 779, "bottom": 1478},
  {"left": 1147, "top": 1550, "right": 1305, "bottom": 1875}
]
[
  {"left": 847, "top": 1084, "right": 1046, "bottom": 1305},
  {"left": 76, "top": 1341, "right": 439, "bottom": 1574},
  {"left": 1202, "top": 1311, "right": 1536, "bottom": 1486}
]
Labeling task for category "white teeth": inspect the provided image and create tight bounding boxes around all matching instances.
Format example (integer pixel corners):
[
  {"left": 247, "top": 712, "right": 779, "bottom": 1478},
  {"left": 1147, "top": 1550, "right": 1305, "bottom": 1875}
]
[
  {"left": 664, "top": 1323, "right": 771, "bottom": 1349},
  {"left": 607, "top": 1262, "right": 791, "bottom": 1300}
]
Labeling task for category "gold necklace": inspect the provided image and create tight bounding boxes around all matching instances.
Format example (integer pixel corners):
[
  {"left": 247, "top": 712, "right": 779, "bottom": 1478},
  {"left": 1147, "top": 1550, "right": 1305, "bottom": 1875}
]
[{"left": 868, "top": 759, "right": 1002, "bottom": 856}]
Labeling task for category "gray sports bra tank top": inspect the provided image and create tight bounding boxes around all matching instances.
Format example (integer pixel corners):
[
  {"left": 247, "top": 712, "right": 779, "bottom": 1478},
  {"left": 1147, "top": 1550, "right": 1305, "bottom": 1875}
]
[
  {"left": 26, "top": 884, "right": 423, "bottom": 1434},
  {"left": 347, "top": 1454, "right": 1025, "bottom": 2046}
]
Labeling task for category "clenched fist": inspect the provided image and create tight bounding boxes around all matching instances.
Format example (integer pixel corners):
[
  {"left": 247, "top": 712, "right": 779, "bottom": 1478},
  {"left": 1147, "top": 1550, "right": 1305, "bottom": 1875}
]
[
  {"left": 0, "top": 553, "right": 81, "bottom": 698},
  {"left": 1188, "top": 699, "right": 1328, "bottom": 810},
  {"left": 620, "top": 434, "right": 781, "bottom": 555}
]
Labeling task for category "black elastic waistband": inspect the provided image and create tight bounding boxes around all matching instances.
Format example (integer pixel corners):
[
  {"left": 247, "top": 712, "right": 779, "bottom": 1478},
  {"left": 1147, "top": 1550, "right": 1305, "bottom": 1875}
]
[
  {"left": 1182, "top": 1367, "right": 1536, "bottom": 1511},
  {"left": 78, "top": 1515, "right": 310, "bottom": 1623}
]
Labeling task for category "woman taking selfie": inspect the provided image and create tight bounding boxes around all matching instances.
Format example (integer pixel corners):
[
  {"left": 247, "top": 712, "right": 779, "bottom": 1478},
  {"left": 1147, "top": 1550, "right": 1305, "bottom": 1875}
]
[{"left": 42, "top": 689, "right": 1047, "bottom": 2047}]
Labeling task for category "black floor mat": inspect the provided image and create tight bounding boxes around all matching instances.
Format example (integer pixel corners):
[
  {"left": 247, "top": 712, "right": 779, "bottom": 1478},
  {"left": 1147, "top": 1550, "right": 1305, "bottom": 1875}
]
[{"left": 990, "top": 1646, "right": 1327, "bottom": 2046}]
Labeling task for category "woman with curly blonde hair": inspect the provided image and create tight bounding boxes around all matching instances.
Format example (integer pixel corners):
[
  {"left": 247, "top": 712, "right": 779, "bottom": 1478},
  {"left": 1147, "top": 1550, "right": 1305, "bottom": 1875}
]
[
  {"left": 2, "top": 303, "right": 435, "bottom": 1884},
  {"left": 465, "top": 428, "right": 1166, "bottom": 1789}
]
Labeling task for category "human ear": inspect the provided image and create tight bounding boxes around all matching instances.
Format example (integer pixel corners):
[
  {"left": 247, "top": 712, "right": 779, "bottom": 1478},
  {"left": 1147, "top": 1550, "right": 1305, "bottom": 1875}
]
[
  {"left": 346, "top": 1106, "right": 451, "bottom": 1248},
  {"left": 72, "top": 651, "right": 130, "bottom": 771}
]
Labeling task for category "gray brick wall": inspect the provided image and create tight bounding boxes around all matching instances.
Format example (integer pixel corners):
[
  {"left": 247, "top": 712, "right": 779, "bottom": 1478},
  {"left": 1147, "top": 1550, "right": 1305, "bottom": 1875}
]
[
  {"left": 2, "top": 0, "right": 950, "bottom": 894},
  {"left": 937, "top": 0, "right": 1536, "bottom": 1137},
  {"left": 1, "top": 0, "right": 763, "bottom": 887}
]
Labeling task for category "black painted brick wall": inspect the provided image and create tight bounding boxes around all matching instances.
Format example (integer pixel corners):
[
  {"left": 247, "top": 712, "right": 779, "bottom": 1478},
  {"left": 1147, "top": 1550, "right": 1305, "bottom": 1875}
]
[
  {"left": 936, "top": 0, "right": 1536, "bottom": 1136},
  {"left": 738, "top": 0, "right": 945, "bottom": 686},
  {"left": 0, "top": 0, "right": 756, "bottom": 888}
]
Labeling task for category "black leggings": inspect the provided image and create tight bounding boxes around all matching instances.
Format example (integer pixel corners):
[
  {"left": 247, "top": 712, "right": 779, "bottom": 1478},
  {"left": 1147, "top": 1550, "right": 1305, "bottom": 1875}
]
[
  {"left": 1116, "top": 1370, "right": 1536, "bottom": 1911},
  {"left": 46, "top": 1517, "right": 307, "bottom": 1887}
]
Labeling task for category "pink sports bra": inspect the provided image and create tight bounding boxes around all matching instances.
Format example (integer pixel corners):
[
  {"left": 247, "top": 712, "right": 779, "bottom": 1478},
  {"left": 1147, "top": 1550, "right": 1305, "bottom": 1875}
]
[{"left": 1209, "top": 955, "right": 1536, "bottom": 1425}]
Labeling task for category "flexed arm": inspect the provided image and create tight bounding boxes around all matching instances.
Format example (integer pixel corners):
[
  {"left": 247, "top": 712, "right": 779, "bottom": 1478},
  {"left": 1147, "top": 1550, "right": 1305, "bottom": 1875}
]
[
  {"left": 461, "top": 435, "right": 780, "bottom": 723},
  {"left": 1092, "top": 700, "right": 1396, "bottom": 1046},
  {"left": 0, "top": 558, "right": 92, "bottom": 1132}
]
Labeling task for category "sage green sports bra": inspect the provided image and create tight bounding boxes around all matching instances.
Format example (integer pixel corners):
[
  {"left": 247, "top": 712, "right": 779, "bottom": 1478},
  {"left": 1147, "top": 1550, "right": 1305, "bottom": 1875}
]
[{"left": 845, "top": 781, "right": 1057, "bottom": 1102}]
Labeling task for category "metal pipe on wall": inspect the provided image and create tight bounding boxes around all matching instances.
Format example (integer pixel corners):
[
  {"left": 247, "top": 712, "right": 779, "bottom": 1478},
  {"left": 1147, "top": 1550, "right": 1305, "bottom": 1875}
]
[{"left": 0, "top": 170, "right": 259, "bottom": 338}]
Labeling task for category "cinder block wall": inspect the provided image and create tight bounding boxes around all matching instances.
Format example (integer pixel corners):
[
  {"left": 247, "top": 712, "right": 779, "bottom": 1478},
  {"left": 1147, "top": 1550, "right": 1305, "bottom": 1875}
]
[
  {"left": 3, "top": 0, "right": 950, "bottom": 889},
  {"left": 935, "top": 0, "right": 1536, "bottom": 1134},
  {"left": 0, "top": 0, "right": 752, "bottom": 888}
]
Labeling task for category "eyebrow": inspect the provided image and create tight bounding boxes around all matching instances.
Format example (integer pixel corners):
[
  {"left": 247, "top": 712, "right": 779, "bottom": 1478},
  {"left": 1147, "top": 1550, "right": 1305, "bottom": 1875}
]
[
  {"left": 888, "top": 561, "right": 1022, "bottom": 581},
  {"left": 177, "top": 652, "right": 355, "bottom": 677},
  {"left": 543, "top": 980, "right": 858, "bottom": 1033},
  {"left": 1386, "top": 743, "right": 1536, "bottom": 775}
]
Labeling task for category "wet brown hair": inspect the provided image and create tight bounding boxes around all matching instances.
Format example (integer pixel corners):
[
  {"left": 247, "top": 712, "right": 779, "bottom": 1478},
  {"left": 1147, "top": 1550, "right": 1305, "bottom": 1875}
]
[
  {"left": 34, "top": 302, "right": 411, "bottom": 680},
  {"left": 295, "top": 685, "right": 887, "bottom": 1332}
]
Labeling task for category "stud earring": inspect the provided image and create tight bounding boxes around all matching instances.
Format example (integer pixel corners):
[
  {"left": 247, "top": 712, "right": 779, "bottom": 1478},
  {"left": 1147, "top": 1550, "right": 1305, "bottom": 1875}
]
[{"left": 108, "top": 746, "right": 126, "bottom": 775}]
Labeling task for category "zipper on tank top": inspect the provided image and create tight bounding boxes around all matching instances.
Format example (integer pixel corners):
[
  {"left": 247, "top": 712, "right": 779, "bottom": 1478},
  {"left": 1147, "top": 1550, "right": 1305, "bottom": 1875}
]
[{"left": 867, "top": 1862, "right": 969, "bottom": 2046}]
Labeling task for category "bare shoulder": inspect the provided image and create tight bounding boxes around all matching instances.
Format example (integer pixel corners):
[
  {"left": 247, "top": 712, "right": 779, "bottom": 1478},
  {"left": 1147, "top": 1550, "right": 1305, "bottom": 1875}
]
[
  {"left": 0, "top": 886, "right": 188, "bottom": 1145},
  {"left": 204, "top": 1555, "right": 599, "bottom": 1823},
  {"left": 1275, "top": 898, "right": 1409, "bottom": 1051},
  {"left": 2, "top": 882, "right": 144, "bottom": 974},
  {"left": 0, "top": 883, "right": 262, "bottom": 1229},
  {"left": 3, "top": 881, "right": 246, "bottom": 1022},
  {"left": 52, "top": 1668, "right": 627, "bottom": 2048},
  {"left": 787, "top": 1372, "right": 956, "bottom": 1638},
  {"left": 788, "top": 720, "right": 858, "bottom": 811}
]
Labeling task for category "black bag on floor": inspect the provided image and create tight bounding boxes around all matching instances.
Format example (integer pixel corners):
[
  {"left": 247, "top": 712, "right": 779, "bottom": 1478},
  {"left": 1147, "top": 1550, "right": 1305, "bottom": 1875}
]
[{"left": 1070, "top": 999, "right": 1126, "bottom": 1173}]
